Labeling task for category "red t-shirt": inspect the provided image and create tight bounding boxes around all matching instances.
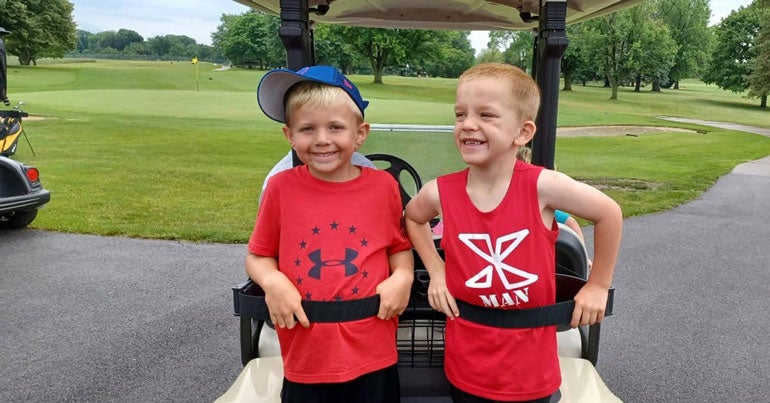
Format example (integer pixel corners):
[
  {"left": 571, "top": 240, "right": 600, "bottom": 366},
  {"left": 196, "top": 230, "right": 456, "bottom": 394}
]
[
  {"left": 438, "top": 160, "right": 561, "bottom": 401},
  {"left": 248, "top": 165, "right": 411, "bottom": 383}
]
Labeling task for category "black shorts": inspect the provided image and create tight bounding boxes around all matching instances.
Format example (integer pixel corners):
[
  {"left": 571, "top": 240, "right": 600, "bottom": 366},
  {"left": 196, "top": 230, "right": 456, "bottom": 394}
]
[
  {"left": 281, "top": 364, "right": 400, "bottom": 403},
  {"left": 449, "top": 383, "right": 558, "bottom": 403}
]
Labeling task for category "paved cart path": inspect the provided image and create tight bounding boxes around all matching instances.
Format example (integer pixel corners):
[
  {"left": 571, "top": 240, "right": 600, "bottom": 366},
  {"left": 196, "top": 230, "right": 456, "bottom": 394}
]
[{"left": 595, "top": 155, "right": 770, "bottom": 402}]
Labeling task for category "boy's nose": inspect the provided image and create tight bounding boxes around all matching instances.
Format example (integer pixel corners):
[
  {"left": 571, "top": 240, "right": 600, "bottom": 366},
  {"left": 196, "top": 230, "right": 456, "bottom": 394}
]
[
  {"left": 314, "top": 130, "right": 331, "bottom": 144},
  {"left": 459, "top": 115, "right": 478, "bottom": 131}
]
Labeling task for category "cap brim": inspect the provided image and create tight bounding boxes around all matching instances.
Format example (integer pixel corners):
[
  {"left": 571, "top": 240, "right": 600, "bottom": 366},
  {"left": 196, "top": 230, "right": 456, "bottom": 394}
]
[{"left": 257, "top": 70, "right": 310, "bottom": 123}]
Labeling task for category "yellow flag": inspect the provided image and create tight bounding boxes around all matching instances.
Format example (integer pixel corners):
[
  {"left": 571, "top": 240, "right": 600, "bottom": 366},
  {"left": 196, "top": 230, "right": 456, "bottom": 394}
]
[{"left": 192, "top": 56, "right": 198, "bottom": 64}]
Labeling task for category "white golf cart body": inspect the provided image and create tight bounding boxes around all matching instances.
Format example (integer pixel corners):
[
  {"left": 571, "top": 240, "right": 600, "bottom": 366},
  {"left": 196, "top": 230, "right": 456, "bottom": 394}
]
[{"left": 222, "top": 1, "right": 640, "bottom": 401}]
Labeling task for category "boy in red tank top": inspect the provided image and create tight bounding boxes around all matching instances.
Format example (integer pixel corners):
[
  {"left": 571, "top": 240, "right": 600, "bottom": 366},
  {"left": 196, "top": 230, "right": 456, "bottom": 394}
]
[
  {"left": 246, "top": 66, "right": 414, "bottom": 403},
  {"left": 405, "top": 63, "right": 623, "bottom": 403}
]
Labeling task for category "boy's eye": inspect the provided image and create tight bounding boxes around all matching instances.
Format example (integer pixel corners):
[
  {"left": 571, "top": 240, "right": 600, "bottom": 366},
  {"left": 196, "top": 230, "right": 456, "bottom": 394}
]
[{"left": 329, "top": 124, "right": 343, "bottom": 131}]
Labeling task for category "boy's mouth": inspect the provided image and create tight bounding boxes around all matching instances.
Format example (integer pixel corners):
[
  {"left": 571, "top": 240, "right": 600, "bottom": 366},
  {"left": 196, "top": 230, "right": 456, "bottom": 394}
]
[{"left": 461, "top": 139, "right": 486, "bottom": 146}]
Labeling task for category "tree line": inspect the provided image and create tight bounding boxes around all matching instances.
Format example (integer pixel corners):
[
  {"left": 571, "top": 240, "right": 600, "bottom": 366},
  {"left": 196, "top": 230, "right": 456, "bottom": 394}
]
[
  {"left": 73, "top": 29, "right": 227, "bottom": 64},
  {"left": 0, "top": 0, "right": 767, "bottom": 107}
]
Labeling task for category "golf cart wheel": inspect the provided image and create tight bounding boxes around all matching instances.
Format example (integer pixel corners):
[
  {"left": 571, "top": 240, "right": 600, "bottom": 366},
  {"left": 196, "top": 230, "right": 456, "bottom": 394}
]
[{"left": 0, "top": 209, "right": 38, "bottom": 229}]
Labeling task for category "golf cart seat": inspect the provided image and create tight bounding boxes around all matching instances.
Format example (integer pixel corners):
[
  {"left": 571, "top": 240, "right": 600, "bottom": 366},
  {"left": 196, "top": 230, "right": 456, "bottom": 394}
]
[{"left": 365, "top": 153, "right": 423, "bottom": 210}]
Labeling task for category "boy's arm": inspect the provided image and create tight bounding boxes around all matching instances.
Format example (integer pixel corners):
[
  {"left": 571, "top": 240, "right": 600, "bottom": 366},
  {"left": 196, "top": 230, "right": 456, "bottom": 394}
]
[
  {"left": 404, "top": 180, "right": 459, "bottom": 319},
  {"left": 538, "top": 170, "right": 623, "bottom": 327},
  {"left": 375, "top": 249, "right": 414, "bottom": 320},
  {"left": 245, "top": 252, "right": 310, "bottom": 329}
]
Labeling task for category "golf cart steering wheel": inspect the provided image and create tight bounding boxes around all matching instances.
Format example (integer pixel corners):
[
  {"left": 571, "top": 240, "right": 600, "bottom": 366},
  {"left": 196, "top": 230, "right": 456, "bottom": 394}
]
[{"left": 365, "top": 153, "right": 422, "bottom": 210}]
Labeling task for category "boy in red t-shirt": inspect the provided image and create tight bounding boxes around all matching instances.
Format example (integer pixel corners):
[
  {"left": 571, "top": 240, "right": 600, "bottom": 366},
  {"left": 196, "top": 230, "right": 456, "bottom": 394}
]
[
  {"left": 405, "top": 63, "right": 623, "bottom": 402},
  {"left": 246, "top": 65, "right": 413, "bottom": 403}
]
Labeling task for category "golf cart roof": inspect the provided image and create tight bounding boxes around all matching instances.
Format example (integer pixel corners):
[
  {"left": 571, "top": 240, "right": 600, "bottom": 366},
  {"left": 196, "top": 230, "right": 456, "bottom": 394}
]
[{"left": 234, "top": 0, "right": 644, "bottom": 30}]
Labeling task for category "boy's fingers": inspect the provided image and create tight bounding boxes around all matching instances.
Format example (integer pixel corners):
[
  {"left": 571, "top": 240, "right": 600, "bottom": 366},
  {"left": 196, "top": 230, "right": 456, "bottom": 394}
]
[
  {"left": 295, "top": 309, "right": 310, "bottom": 328},
  {"left": 447, "top": 296, "right": 460, "bottom": 318},
  {"left": 570, "top": 306, "right": 582, "bottom": 328}
]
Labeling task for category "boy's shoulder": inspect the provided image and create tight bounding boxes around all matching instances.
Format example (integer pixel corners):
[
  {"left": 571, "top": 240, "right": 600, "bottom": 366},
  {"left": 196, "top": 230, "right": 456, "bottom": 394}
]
[
  {"left": 360, "top": 166, "right": 397, "bottom": 183},
  {"left": 436, "top": 167, "right": 469, "bottom": 183}
]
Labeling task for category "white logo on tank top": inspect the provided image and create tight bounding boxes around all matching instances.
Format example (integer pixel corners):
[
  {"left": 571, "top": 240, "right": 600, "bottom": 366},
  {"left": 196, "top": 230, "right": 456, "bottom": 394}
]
[{"left": 460, "top": 230, "right": 538, "bottom": 307}]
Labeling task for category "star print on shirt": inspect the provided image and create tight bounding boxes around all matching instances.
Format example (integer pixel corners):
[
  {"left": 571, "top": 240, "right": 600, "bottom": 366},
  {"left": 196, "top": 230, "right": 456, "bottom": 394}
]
[{"left": 290, "top": 220, "right": 372, "bottom": 302}]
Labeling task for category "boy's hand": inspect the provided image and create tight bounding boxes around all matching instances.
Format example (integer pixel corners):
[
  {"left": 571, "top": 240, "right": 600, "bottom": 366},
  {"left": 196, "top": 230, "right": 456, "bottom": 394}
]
[
  {"left": 262, "top": 271, "right": 310, "bottom": 329},
  {"left": 570, "top": 282, "right": 609, "bottom": 328},
  {"left": 375, "top": 270, "right": 412, "bottom": 320},
  {"left": 427, "top": 267, "right": 459, "bottom": 320}
]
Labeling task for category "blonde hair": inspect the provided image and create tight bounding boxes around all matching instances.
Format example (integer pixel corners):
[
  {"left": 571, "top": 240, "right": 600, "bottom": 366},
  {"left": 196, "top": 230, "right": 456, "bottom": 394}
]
[
  {"left": 516, "top": 146, "right": 532, "bottom": 163},
  {"left": 284, "top": 81, "right": 363, "bottom": 124},
  {"left": 458, "top": 62, "right": 541, "bottom": 122}
]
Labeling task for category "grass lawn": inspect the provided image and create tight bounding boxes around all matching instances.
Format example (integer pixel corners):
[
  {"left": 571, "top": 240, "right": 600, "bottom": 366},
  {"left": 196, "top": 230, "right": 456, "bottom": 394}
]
[{"left": 7, "top": 59, "right": 770, "bottom": 242}]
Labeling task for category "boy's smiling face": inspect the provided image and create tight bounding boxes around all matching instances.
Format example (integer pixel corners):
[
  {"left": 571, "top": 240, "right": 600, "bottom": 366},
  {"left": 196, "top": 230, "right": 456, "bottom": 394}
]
[
  {"left": 282, "top": 91, "right": 369, "bottom": 182},
  {"left": 453, "top": 77, "right": 534, "bottom": 167}
]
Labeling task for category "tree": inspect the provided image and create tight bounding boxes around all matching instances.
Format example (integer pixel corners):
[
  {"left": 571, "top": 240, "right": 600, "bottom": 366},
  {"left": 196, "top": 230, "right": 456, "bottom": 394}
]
[
  {"left": 0, "top": 0, "right": 76, "bottom": 65},
  {"left": 579, "top": 10, "right": 636, "bottom": 99},
  {"left": 561, "top": 26, "right": 584, "bottom": 91},
  {"left": 90, "top": 29, "right": 143, "bottom": 52},
  {"left": 332, "top": 26, "right": 433, "bottom": 83},
  {"left": 578, "top": 4, "right": 679, "bottom": 99},
  {"left": 746, "top": 2, "right": 770, "bottom": 108},
  {"left": 653, "top": 0, "right": 712, "bottom": 89},
  {"left": 489, "top": 30, "right": 534, "bottom": 72},
  {"left": 313, "top": 24, "right": 366, "bottom": 74},
  {"left": 476, "top": 48, "right": 504, "bottom": 64},
  {"left": 408, "top": 30, "right": 474, "bottom": 78},
  {"left": 75, "top": 30, "right": 92, "bottom": 53},
  {"left": 702, "top": 3, "right": 765, "bottom": 106},
  {"left": 212, "top": 11, "right": 282, "bottom": 69},
  {"left": 624, "top": 2, "right": 678, "bottom": 92}
]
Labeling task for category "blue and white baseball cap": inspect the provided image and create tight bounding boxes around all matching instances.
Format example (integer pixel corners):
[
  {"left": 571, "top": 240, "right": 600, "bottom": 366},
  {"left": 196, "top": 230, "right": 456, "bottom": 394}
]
[{"left": 257, "top": 65, "right": 369, "bottom": 123}]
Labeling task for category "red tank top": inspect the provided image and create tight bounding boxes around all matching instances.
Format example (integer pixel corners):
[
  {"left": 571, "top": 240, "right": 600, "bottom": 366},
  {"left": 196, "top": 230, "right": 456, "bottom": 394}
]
[{"left": 437, "top": 160, "right": 561, "bottom": 401}]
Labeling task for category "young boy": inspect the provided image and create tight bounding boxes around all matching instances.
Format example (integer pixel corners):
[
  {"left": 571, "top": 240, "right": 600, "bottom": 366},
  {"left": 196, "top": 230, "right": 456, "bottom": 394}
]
[
  {"left": 405, "top": 63, "right": 623, "bottom": 402},
  {"left": 246, "top": 65, "right": 414, "bottom": 403}
]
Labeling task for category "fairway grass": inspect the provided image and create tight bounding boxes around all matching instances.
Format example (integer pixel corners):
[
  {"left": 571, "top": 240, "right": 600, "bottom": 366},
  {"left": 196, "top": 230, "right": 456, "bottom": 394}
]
[{"left": 8, "top": 59, "right": 770, "bottom": 242}]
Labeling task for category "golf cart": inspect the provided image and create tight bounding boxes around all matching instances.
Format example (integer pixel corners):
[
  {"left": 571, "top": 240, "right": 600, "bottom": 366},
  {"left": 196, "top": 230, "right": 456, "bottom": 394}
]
[
  {"left": 221, "top": 1, "right": 639, "bottom": 401},
  {"left": 0, "top": 107, "right": 50, "bottom": 229}
]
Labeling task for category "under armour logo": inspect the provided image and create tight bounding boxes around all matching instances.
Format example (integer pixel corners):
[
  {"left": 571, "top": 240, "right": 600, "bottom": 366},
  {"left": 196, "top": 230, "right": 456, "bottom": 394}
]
[
  {"left": 460, "top": 230, "right": 538, "bottom": 290},
  {"left": 307, "top": 248, "right": 359, "bottom": 279}
]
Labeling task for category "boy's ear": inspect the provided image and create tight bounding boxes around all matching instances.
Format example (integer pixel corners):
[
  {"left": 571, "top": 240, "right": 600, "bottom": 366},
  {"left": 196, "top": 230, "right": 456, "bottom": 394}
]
[
  {"left": 354, "top": 122, "right": 370, "bottom": 149},
  {"left": 514, "top": 120, "right": 536, "bottom": 146},
  {"left": 282, "top": 125, "right": 294, "bottom": 146}
]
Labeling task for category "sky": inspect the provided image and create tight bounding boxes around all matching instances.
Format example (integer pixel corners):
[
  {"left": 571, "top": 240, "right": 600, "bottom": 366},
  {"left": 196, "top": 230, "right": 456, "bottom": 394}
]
[{"left": 71, "top": 0, "right": 755, "bottom": 51}]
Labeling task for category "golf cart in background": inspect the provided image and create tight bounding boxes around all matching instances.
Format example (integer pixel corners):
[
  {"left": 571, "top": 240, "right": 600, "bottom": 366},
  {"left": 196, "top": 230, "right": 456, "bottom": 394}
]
[
  {"left": 0, "top": 105, "right": 50, "bottom": 230},
  {"left": 0, "top": 25, "right": 50, "bottom": 230},
  {"left": 221, "top": 1, "right": 640, "bottom": 401}
]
